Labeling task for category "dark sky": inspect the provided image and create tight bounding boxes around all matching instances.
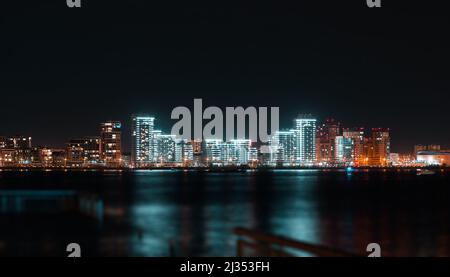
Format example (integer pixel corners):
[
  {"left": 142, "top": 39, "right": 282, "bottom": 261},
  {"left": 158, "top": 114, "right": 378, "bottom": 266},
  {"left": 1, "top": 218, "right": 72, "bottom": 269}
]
[{"left": 0, "top": 0, "right": 449, "bottom": 153}]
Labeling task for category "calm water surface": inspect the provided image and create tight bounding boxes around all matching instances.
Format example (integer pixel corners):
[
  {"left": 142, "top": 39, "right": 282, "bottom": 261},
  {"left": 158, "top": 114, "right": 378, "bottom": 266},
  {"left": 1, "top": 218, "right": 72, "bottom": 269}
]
[{"left": 0, "top": 170, "right": 449, "bottom": 257}]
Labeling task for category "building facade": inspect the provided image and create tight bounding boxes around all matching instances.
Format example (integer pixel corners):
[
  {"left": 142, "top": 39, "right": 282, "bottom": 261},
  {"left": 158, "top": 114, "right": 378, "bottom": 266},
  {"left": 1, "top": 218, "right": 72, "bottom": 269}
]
[
  {"left": 175, "top": 140, "right": 194, "bottom": 166},
  {"left": 131, "top": 116, "right": 155, "bottom": 167},
  {"left": 343, "top": 128, "right": 365, "bottom": 166},
  {"left": 316, "top": 118, "right": 341, "bottom": 166},
  {"left": 335, "top": 136, "right": 354, "bottom": 165},
  {"left": 366, "top": 128, "right": 390, "bottom": 167},
  {"left": 154, "top": 133, "right": 177, "bottom": 164},
  {"left": 270, "top": 130, "right": 297, "bottom": 166},
  {"left": 100, "top": 121, "right": 122, "bottom": 167},
  {"left": 417, "top": 151, "right": 450, "bottom": 166},
  {"left": 66, "top": 139, "right": 87, "bottom": 167},
  {"left": 0, "top": 136, "right": 32, "bottom": 166},
  {"left": 204, "top": 139, "right": 222, "bottom": 165},
  {"left": 295, "top": 115, "right": 317, "bottom": 165}
]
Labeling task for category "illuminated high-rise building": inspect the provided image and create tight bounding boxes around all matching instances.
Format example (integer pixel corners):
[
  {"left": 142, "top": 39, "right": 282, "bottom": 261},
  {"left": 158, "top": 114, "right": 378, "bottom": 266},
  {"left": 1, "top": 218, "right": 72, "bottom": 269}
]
[
  {"left": 154, "top": 132, "right": 176, "bottom": 164},
  {"left": 316, "top": 118, "right": 341, "bottom": 165},
  {"left": 366, "top": 128, "right": 390, "bottom": 167},
  {"left": 270, "top": 130, "right": 296, "bottom": 166},
  {"left": 248, "top": 146, "right": 259, "bottom": 164},
  {"left": 221, "top": 142, "right": 235, "bottom": 165},
  {"left": 175, "top": 140, "right": 194, "bottom": 166},
  {"left": 131, "top": 116, "right": 155, "bottom": 167},
  {"left": 204, "top": 139, "right": 223, "bottom": 165},
  {"left": 227, "top": 139, "right": 251, "bottom": 166},
  {"left": 151, "top": 130, "right": 162, "bottom": 162},
  {"left": 191, "top": 139, "right": 203, "bottom": 167},
  {"left": 294, "top": 115, "right": 317, "bottom": 165},
  {"left": 335, "top": 136, "right": 354, "bottom": 165},
  {"left": 343, "top": 128, "right": 365, "bottom": 166},
  {"left": 203, "top": 139, "right": 252, "bottom": 166},
  {"left": 100, "top": 121, "right": 122, "bottom": 167}
]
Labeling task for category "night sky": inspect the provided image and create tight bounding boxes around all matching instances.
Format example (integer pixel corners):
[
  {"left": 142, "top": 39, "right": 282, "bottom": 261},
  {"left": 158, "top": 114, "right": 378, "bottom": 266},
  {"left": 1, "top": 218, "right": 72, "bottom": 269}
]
[{"left": 1, "top": 1, "right": 449, "bottom": 153}]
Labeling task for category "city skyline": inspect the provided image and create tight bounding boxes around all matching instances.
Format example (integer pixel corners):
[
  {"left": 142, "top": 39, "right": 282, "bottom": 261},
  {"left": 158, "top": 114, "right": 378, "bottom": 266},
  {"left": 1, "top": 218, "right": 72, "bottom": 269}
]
[
  {"left": 0, "top": 113, "right": 449, "bottom": 154},
  {"left": 0, "top": 112, "right": 446, "bottom": 154},
  {"left": 1, "top": 2, "right": 449, "bottom": 154},
  {"left": 1, "top": 112, "right": 449, "bottom": 168},
  {"left": 0, "top": 103, "right": 448, "bottom": 155}
]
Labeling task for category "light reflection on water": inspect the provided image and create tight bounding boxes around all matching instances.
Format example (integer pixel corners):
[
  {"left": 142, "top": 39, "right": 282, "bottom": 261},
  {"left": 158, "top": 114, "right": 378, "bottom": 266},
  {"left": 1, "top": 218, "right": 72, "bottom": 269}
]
[{"left": 0, "top": 170, "right": 449, "bottom": 256}]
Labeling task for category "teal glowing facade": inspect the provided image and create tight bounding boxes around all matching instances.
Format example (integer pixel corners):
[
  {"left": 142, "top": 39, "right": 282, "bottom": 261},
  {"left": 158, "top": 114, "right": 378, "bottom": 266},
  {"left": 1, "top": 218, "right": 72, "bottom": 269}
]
[
  {"left": 131, "top": 116, "right": 155, "bottom": 167},
  {"left": 295, "top": 115, "right": 317, "bottom": 165}
]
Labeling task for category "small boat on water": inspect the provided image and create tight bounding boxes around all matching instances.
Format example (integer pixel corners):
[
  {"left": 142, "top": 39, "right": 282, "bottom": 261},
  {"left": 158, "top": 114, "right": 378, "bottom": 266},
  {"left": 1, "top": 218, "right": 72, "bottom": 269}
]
[{"left": 416, "top": 169, "right": 436, "bottom": 176}]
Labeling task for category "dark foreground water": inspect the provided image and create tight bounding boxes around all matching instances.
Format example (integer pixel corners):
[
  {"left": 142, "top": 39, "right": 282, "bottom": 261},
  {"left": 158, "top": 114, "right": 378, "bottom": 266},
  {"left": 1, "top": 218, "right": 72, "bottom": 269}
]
[{"left": 0, "top": 169, "right": 449, "bottom": 257}]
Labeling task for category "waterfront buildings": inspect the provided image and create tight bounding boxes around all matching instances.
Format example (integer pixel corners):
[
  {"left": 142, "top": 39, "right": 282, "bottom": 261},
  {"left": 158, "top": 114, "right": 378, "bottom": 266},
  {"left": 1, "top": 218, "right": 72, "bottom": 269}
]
[
  {"left": 416, "top": 151, "right": 450, "bottom": 166},
  {"left": 342, "top": 128, "right": 365, "bottom": 166},
  {"left": 154, "top": 132, "right": 177, "bottom": 164},
  {"left": 248, "top": 145, "right": 259, "bottom": 166},
  {"left": 0, "top": 136, "right": 32, "bottom": 166},
  {"left": 27, "top": 147, "right": 66, "bottom": 167},
  {"left": 270, "top": 130, "right": 297, "bottom": 166},
  {"left": 316, "top": 118, "right": 341, "bottom": 166},
  {"left": 4, "top": 136, "right": 32, "bottom": 150},
  {"left": 66, "top": 137, "right": 101, "bottom": 167},
  {"left": 131, "top": 117, "right": 210, "bottom": 167},
  {"left": 414, "top": 145, "right": 450, "bottom": 166},
  {"left": 84, "top": 137, "right": 102, "bottom": 165},
  {"left": 203, "top": 139, "right": 223, "bottom": 165},
  {"left": 295, "top": 115, "right": 317, "bottom": 165},
  {"left": 100, "top": 121, "right": 122, "bottom": 167},
  {"left": 227, "top": 139, "right": 252, "bottom": 165},
  {"left": 335, "top": 136, "right": 354, "bottom": 165},
  {"left": 2, "top": 114, "right": 447, "bottom": 169},
  {"left": 175, "top": 140, "right": 194, "bottom": 166},
  {"left": 203, "top": 139, "right": 252, "bottom": 166},
  {"left": 49, "top": 149, "right": 67, "bottom": 167},
  {"left": 366, "top": 128, "right": 390, "bottom": 167},
  {"left": 327, "top": 127, "right": 390, "bottom": 167},
  {"left": 66, "top": 139, "right": 87, "bottom": 167},
  {"left": 131, "top": 116, "right": 155, "bottom": 167},
  {"left": 414, "top": 145, "right": 441, "bottom": 158},
  {"left": 131, "top": 119, "right": 180, "bottom": 167}
]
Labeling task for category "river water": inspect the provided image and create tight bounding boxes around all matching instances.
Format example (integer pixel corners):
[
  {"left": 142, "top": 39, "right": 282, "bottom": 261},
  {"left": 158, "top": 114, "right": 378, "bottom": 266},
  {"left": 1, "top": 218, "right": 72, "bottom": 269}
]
[{"left": 0, "top": 169, "right": 448, "bottom": 257}]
